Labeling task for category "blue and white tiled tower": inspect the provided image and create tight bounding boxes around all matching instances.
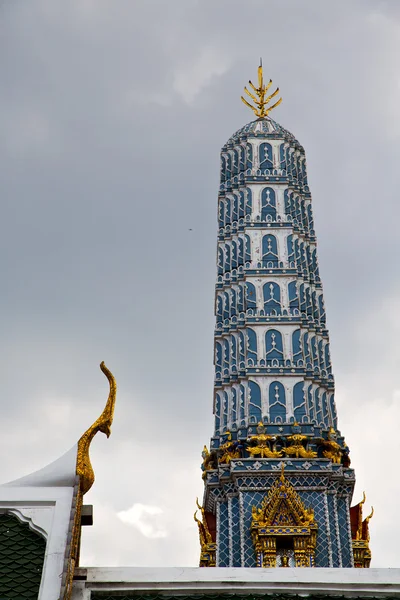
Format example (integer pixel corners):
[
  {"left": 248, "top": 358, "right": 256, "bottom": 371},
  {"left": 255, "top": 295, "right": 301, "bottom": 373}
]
[{"left": 196, "top": 66, "right": 372, "bottom": 570}]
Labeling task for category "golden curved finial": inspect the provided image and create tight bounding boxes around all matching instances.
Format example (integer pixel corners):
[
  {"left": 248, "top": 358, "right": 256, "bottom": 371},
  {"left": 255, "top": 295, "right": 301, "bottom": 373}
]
[
  {"left": 241, "top": 60, "right": 282, "bottom": 118},
  {"left": 194, "top": 497, "right": 213, "bottom": 545},
  {"left": 76, "top": 361, "right": 117, "bottom": 495},
  {"left": 361, "top": 491, "right": 366, "bottom": 505},
  {"left": 366, "top": 506, "right": 374, "bottom": 522}
]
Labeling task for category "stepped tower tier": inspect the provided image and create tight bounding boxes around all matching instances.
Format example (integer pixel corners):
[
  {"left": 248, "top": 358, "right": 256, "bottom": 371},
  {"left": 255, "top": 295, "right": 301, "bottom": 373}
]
[{"left": 196, "top": 65, "right": 372, "bottom": 569}]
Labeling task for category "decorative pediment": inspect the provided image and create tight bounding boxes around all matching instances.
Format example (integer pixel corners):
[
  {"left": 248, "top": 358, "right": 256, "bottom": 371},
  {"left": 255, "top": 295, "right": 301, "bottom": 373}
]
[
  {"left": 194, "top": 498, "right": 216, "bottom": 567},
  {"left": 350, "top": 492, "right": 373, "bottom": 568},
  {"left": 270, "top": 500, "right": 297, "bottom": 526},
  {"left": 252, "top": 465, "right": 316, "bottom": 529},
  {"left": 251, "top": 465, "right": 317, "bottom": 568}
]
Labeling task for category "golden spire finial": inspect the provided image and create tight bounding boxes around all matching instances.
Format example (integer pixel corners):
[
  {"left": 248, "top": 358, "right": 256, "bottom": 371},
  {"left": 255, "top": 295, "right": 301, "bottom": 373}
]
[
  {"left": 76, "top": 361, "right": 117, "bottom": 495},
  {"left": 241, "top": 60, "right": 282, "bottom": 118},
  {"left": 280, "top": 461, "right": 285, "bottom": 482}
]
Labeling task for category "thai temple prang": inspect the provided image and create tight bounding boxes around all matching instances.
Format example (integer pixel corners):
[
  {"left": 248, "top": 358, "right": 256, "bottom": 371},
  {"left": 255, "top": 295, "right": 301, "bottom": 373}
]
[
  {"left": 3, "top": 64, "right": 398, "bottom": 600},
  {"left": 197, "top": 64, "right": 373, "bottom": 569}
]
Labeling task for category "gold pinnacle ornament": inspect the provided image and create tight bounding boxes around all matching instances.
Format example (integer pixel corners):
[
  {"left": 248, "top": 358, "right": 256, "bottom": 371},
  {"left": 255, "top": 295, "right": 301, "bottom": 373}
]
[{"left": 241, "top": 60, "right": 282, "bottom": 118}]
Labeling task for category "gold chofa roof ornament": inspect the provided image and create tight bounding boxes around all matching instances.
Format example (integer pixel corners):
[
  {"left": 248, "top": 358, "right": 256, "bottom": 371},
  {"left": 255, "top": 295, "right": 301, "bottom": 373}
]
[
  {"left": 241, "top": 61, "right": 282, "bottom": 118},
  {"left": 65, "top": 362, "right": 117, "bottom": 600},
  {"left": 76, "top": 361, "right": 117, "bottom": 495}
]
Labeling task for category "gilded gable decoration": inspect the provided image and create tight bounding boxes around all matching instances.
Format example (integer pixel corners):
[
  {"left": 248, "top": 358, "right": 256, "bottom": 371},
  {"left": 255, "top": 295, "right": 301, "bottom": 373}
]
[
  {"left": 194, "top": 498, "right": 216, "bottom": 567},
  {"left": 251, "top": 466, "right": 317, "bottom": 568},
  {"left": 350, "top": 492, "right": 373, "bottom": 568}
]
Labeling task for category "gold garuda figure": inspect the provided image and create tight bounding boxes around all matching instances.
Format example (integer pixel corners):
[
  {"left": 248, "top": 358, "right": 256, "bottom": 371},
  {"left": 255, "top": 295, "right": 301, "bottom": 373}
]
[{"left": 247, "top": 421, "right": 282, "bottom": 458}]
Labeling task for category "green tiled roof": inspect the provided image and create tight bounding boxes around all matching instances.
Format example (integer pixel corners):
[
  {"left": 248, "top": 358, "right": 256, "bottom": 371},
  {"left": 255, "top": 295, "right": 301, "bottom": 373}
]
[{"left": 0, "top": 513, "right": 46, "bottom": 599}]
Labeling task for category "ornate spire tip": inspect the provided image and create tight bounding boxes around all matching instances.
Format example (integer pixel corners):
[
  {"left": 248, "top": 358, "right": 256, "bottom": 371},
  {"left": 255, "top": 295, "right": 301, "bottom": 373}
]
[{"left": 241, "top": 61, "right": 282, "bottom": 119}]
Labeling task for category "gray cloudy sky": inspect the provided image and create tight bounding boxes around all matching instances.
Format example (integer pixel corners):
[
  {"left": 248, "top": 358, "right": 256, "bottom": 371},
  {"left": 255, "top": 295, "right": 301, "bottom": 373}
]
[{"left": 1, "top": 0, "right": 400, "bottom": 568}]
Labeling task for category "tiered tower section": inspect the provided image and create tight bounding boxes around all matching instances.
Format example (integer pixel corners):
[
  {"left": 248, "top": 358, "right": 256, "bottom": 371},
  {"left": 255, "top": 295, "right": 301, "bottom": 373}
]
[
  {"left": 197, "top": 69, "right": 372, "bottom": 570},
  {"left": 214, "top": 116, "right": 336, "bottom": 433}
]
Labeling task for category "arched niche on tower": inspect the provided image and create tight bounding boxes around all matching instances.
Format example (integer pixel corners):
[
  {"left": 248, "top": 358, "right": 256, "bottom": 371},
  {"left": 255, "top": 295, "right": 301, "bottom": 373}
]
[
  {"left": 225, "top": 197, "right": 231, "bottom": 225},
  {"left": 307, "top": 204, "right": 314, "bottom": 232},
  {"left": 217, "top": 246, "right": 224, "bottom": 275},
  {"left": 246, "top": 328, "right": 257, "bottom": 363},
  {"left": 245, "top": 187, "right": 252, "bottom": 216},
  {"left": 218, "top": 198, "right": 225, "bottom": 228},
  {"left": 293, "top": 382, "right": 306, "bottom": 422},
  {"left": 232, "top": 194, "right": 239, "bottom": 222},
  {"left": 288, "top": 281, "right": 299, "bottom": 311},
  {"left": 246, "top": 143, "right": 253, "bottom": 169},
  {"left": 261, "top": 187, "right": 276, "bottom": 221},
  {"left": 223, "top": 339, "right": 230, "bottom": 371},
  {"left": 246, "top": 282, "right": 257, "bottom": 311},
  {"left": 239, "top": 190, "right": 245, "bottom": 218},
  {"left": 237, "top": 284, "right": 245, "bottom": 313},
  {"left": 231, "top": 387, "right": 238, "bottom": 426},
  {"left": 230, "top": 288, "right": 237, "bottom": 317},
  {"left": 248, "top": 380, "right": 261, "bottom": 422},
  {"left": 318, "top": 295, "right": 326, "bottom": 324},
  {"left": 223, "top": 291, "right": 230, "bottom": 321},
  {"left": 262, "top": 234, "right": 278, "bottom": 267},
  {"left": 216, "top": 294, "right": 223, "bottom": 324},
  {"left": 225, "top": 153, "right": 232, "bottom": 179},
  {"left": 231, "top": 335, "right": 237, "bottom": 368},
  {"left": 238, "top": 330, "right": 246, "bottom": 365},
  {"left": 265, "top": 329, "right": 284, "bottom": 365},
  {"left": 220, "top": 155, "right": 226, "bottom": 183},
  {"left": 232, "top": 149, "right": 239, "bottom": 176},
  {"left": 238, "top": 236, "right": 244, "bottom": 266},
  {"left": 310, "top": 335, "right": 318, "bottom": 366},
  {"left": 287, "top": 234, "right": 295, "bottom": 265},
  {"left": 279, "top": 143, "right": 287, "bottom": 170},
  {"left": 215, "top": 341, "right": 222, "bottom": 372},
  {"left": 318, "top": 340, "right": 325, "bottom": 370},
  {"left": 259, "top": 142, "right": 273, "bottom": 171},
  {"left": 269, "top": 381, "right": 286, "bottom": 423},
  {"left": 321, "top": 391, "right": 329, "bottom": 427},
  {"left": 329, "top": 393, "right": 338, "bottom": 429},
  {"left": 239, "top": 145, "right": 246, "bottom": 172},
  {"left": 263, "top": 282, "right": 281, "bottom": 315},
  {"left": 222, "top": 391, "right": 229, "bottom": 429},
  {"left": 325, "top": 343, "right": 331, "bottom": 371},
  {"left": 292, "top": 329, "right": 302, "bottom": 364},
  {"left": 306, "top": 384, "right": 314, "bottom": 422},
  {"left": 231, "top": 240, "right": 238, "bottom": 270},
  {"left": 244, "top": 234, "right": 251, "bottom": 263},
  {"left": 303, "top": 332, "right": 311, "bottom": 363},
  {"left": 214, "top": 392, "right": 221, "bottom": 435},
  {"left": 314, "top": 388, "right": 322, "bottom": 425},
  {"left": 239, "top": 384, "right": 246, "bottom": 422},
  {"left": 224, "top": 243, "right": 231, "bottom": 272}
]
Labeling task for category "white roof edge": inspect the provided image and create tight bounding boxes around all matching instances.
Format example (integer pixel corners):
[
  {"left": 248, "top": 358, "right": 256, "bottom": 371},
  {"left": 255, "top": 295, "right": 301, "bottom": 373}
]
[
  {"left": 79, "top": 567, "right": 400, "bottom": 597},
  {"left": 1, "top": 444, "right": 78, "bottom": 487}
]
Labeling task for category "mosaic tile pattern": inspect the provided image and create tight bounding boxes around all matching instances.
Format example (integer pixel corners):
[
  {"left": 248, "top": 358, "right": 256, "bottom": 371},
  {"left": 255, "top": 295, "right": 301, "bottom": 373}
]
[
  {"left": 241, "top": 491, "right": 265, "bottom": 566},
  {"left": 217, "top": 502, "right": 230, "bottom": 567},
  {"left": 299, "top": 490, "right": 330, "bottom": 567},
  {"left": 230, "top": 496, "right": 242, "bottom": 566},
  {"left": 327, "top": 493, "right": 339, "bottom": 567},
  {"left": 337, "top": 495, "right": 353, "bottom": 567}
]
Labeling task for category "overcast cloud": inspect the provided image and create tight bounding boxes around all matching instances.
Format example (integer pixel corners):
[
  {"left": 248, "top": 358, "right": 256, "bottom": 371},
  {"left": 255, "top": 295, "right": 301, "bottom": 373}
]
[{"left": 1, "top": 0, "right": 400, "bottom": 568}]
